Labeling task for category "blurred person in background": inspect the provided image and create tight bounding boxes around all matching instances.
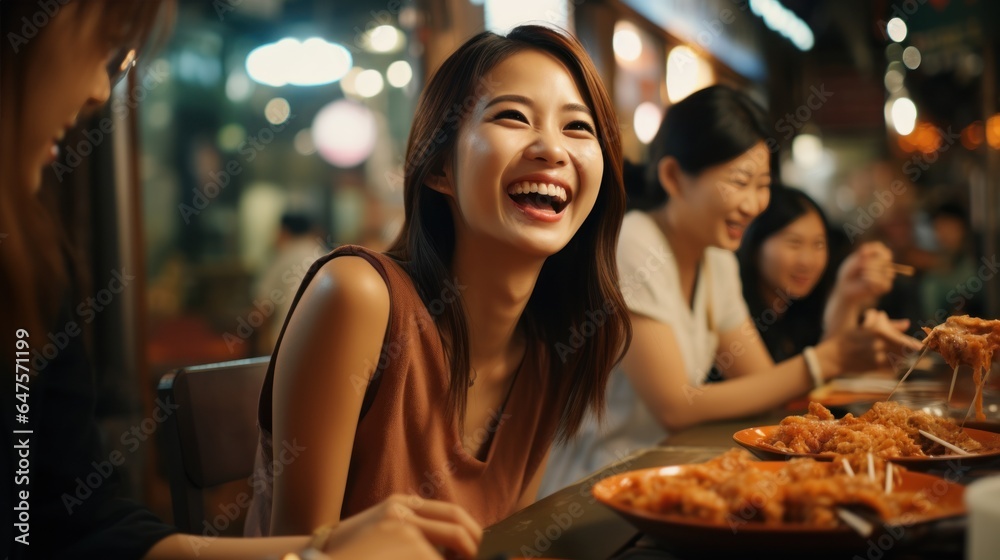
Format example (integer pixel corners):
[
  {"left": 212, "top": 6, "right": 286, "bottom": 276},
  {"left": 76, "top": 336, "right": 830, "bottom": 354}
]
[
  {"left": 540, "top": 86, "right": 921, "bottom": 497},
  {"left": 254, "top": 212, "right": 324, "bottom": 354},
  {"left": 0, "top": 1, "right": 462, "bottom": 558},
  {"left": 920, "top": 202, "right": 984, "bottom": 322},
  {"left": 862, "top": 177, "right": 935, "bottom": 328},
  {"left": 737, "top": 185, "right": 899, "bottom": 363}
]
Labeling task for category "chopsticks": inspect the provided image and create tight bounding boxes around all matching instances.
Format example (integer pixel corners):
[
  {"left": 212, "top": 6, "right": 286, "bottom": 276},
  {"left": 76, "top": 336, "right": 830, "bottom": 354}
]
[
  {"left": 918, "top": 429, "right": 971, "bottom": 455},
  {"left": 891, "top": 263, "right": 915, "bottom": 276}
]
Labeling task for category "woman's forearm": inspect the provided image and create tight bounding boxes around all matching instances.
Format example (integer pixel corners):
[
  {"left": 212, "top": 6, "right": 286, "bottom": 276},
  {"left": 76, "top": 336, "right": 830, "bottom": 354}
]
[
  {"left": 822, "top": 288, "right": 865, "bottom": 339},
  {"left": 143, "top": 534, "right": 310, "bottom": 560},
  {"left": 654, "top": 357, "right": 815, "bottom": 431}
]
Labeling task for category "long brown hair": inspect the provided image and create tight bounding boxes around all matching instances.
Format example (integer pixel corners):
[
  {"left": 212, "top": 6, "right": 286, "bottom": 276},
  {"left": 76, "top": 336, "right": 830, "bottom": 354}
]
[
  {"left": 387, "top": 25, "right": 631, "bottom": 442},
  {"left": 0, "top": 0, "right": 173, "bottom": 361}
]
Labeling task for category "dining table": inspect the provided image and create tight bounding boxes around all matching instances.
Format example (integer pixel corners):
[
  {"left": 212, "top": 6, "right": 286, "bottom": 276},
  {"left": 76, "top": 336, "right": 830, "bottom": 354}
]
[{"left": 479, "top": 369, "right": 1000, "bottom": 560}]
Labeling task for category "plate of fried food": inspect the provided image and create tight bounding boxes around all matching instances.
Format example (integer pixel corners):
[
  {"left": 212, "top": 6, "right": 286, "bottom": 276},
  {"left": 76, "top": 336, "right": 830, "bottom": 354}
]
[
  {"left": 592, "top": 449, "right": 964, "bottom": 553},
  {"left": 733, "top": 401, "right": 1000, "bottom": 468}
]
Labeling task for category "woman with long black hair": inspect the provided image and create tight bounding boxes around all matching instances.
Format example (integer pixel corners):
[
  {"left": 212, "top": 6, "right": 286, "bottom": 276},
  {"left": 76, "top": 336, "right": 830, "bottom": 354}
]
[
  {"left": 246, "top": 24, "right": 632, "bottom": 541},
  {"left": 540, "top": 85, "right": 919, "bottom": 496},
  {"left": 737, "top": 185, "right": 897, "bottom": 363}
]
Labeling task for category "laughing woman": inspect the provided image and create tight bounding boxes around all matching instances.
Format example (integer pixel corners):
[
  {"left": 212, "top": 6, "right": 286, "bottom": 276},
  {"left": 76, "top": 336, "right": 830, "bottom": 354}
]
[
  {"left": 245, "top": 25, "right": 631, "bottom": 549},
  {"left": 540, "top": 86, "right": 920, "bottom": 496}
]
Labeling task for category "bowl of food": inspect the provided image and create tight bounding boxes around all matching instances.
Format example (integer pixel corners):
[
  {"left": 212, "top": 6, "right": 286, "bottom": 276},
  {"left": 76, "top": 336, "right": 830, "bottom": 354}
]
[
  {"left": 592, "top": 450, "right": 965, "bottom": 554},
  {"left": 733, "top": 401, "right": 1000, "bottom": 469}
]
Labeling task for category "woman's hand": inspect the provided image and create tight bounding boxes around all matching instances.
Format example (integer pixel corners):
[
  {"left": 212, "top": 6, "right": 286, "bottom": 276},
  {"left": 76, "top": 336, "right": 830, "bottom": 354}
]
[
  {"left": 833, "top": 242, "right": 896, "bottom": 305},
  {"left": 323, "top": 517, "right": 444, "bottom": 560},
  {"left": 830, "top": 309, "right": 922, "bottom": 374},
  {"left": 322, "top": 495, "right": 482, "bottom": 560}
]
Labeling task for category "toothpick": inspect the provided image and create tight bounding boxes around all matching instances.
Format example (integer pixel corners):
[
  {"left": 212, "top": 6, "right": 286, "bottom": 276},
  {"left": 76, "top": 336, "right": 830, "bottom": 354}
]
[
  {"left": 841, "top": 458, "right": 855, "bottom": 476},
  {"left": 887, "top": 345, "right": 929, "bottom": 401},
  {"left": 960, "top": 367, "right": 991, "bottom": 428},
  {"left": 884, "top": 463, "right": 893, "bottom": 494},
  {"left": 867, "top": 452, "right": 875, "bottom": 480},
  {"left": 836, "top": 508, "right": 875, "bottom": 538},
  {"left": 918, "top": 429, "right": 971, "bottom": 456},
  {"left": 947, "top": 364, "right": 959, "bottom": 404}
]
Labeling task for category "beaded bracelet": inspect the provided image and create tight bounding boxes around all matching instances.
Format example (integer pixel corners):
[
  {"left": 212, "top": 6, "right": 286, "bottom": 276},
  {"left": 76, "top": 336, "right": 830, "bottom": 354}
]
[{"left": 802, "top": 346, "right": 824, "bottom": 388}]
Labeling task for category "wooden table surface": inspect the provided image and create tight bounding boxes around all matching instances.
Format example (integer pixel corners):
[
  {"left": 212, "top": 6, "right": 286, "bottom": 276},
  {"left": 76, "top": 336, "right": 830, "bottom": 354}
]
[{"left": 478, "top": 446, "right": 730, "bottom": 560}]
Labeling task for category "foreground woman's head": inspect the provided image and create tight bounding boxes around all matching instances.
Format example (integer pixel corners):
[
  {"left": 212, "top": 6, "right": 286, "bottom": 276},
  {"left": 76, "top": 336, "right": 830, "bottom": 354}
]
[
  {"left": 392, "top": 24, "right": 624, "bottom": 262},
  {"left": 0, "top": 0, "right": 172, "bottom": 350}
]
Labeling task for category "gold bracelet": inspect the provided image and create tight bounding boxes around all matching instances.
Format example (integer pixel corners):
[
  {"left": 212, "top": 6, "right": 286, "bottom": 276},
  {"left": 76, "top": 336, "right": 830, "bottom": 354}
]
[
  {"left": 282, "top": 524, "right": 335, "bottom": 560},
  {"left": 307, "top": 524, "right": 335, "bottom": 552}
]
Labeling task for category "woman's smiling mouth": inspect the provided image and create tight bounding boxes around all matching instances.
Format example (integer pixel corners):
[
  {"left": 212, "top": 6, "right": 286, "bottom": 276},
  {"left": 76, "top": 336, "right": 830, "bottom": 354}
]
[{"left": 506, "top": 179, "right": 572, "bottom": 222}]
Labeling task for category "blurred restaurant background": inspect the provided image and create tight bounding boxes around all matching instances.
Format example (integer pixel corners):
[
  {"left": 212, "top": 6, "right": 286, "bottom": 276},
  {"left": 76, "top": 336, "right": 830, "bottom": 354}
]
[{"left": 41, "top": 0, "right": 1000, "bottom": 527}]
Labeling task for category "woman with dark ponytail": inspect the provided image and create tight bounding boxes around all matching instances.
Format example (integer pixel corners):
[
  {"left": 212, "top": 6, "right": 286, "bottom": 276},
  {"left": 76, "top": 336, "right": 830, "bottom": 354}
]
[{"left": 540, "top": 85, "right": 920, "bottom": 496}]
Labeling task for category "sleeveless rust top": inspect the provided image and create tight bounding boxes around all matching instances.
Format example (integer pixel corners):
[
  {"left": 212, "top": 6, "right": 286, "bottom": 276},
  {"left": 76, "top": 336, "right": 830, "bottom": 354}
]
[{"left": 244, "top": 245, "right": 559, "bottom": 534}]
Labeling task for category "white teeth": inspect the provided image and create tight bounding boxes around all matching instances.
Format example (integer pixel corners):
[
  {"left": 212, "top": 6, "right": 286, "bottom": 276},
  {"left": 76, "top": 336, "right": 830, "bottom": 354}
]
[{"left": 506, "top": 181, "right": 568, "bottom": 202}]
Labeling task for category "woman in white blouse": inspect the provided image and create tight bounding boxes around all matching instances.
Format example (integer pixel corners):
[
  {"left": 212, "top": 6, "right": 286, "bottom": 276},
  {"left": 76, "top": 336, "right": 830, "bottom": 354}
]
[{"left": 540, "top": 86, "right": 921, "bottom": 496}]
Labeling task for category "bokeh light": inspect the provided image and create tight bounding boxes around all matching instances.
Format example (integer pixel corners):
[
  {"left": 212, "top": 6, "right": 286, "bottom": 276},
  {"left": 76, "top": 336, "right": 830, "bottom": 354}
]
[{"left": 312, "top": 100, "right": 378, "bottom": 167}]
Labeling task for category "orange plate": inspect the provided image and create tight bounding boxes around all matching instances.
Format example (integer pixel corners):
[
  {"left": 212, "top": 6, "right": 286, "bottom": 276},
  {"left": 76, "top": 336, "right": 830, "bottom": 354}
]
[
  {"left": 592, "top": 462, "right": 965, "bottom": 554},
  {"left": 733, "top": 425, "right": 1000, "bottom": 469}
]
